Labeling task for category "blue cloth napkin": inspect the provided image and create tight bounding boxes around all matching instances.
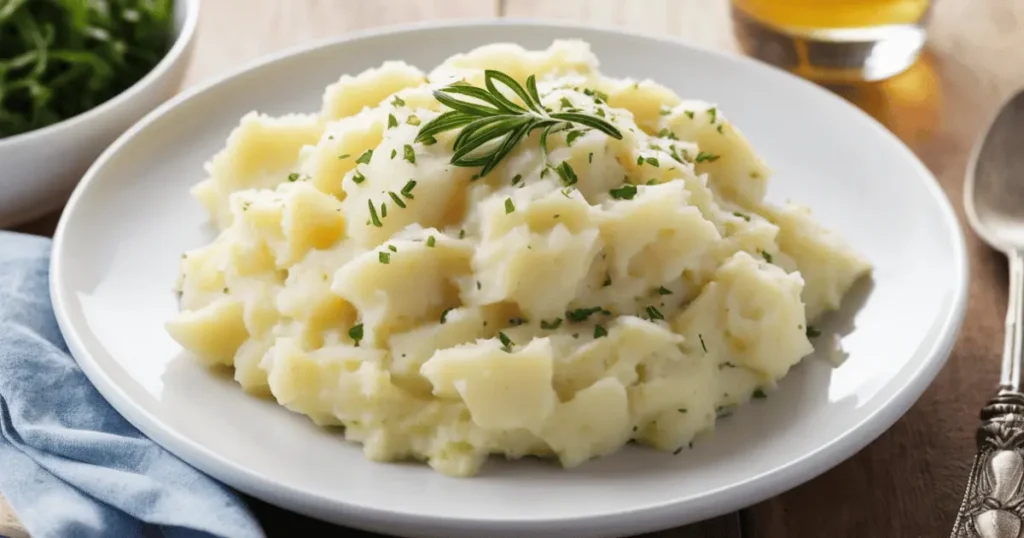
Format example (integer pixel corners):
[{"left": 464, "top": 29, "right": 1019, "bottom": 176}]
[{"left": 0, "top": 231, "right": 264, "bottom": 538}]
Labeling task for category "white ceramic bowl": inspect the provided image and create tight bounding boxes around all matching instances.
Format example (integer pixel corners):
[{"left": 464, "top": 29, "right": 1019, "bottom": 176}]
[{"left": 0, "top": 0, "right": 199, "bottom": 228}]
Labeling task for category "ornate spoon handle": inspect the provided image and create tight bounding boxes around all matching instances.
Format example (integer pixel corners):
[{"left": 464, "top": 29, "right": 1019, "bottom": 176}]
[{"left": 951, "top": 392, "right": 1024, "bottom": 538}]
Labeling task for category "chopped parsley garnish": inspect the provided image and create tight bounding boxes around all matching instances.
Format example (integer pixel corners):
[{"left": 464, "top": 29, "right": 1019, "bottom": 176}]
[
  {"left": 566, "top": 130, "right": 585, "bottom": 146},
  {"left": 678, "top": 408, "right": 688, "bottom": 413},
  {"left": 223, "top": 287, "right": 229, "bottom": 293},
  {"left": 426, "top": 235, "right": 436, "bottom": 247},
  {"left": 588, "top": 152, "right": 594, "bottom": 163},
  {"left": 380, "top": 202, "right": 388, "bottom": 218},
  {"left": 717, "top": 124, "right": 725, "bottom": 134},
  {"left": 594, "top": 325, "right": 608, "bottom": 338},
  {"left": 684, "top": 110, "right": 695, "bottom": 119},
  {"left": 541, "top": 318, "right": 563, "bottom": 330},
  {"left": 609, "top": 184, "right": 637, "bottom": 200},
  {"left": 761, "top": 251, "right": 773, "bottom": 263},
  {"left": 510, "top": 174, "right": 524, "bottom": 187},
  {"left": 636, "top": 156, "right": 644, "bottom": 166},
  {"left": 657, "top": 128, "right": 678, "bottom": 140},
  {"left": 644, "top": 157, "right": 660, "bottom": 167},
  {"left": 368, "top": 199, "right": 382, "bottom": 227},
  {"left": 719, "top": 362, "right": 736, "bottom": 369},
  {"left": 352, "top": 170, "right": 366, "bottom": 184},
  {"left": 559, "top": 96, "right": 573, "bottom": 109},
  {"left": 806, "top": 326, "right": 821, "bottom": 338},
  {"left": 657, "top": 286, "right": 672, "bottom": 295},
  {"left": 387, "top": 244, "right": 397, "bottom": 252},
  {"left": 391, "top": 95, "right": 405, "bottom": 107},
  {"left": 733, "top": 212, "right": 750, "bottom": 221},
  {"left": 659, "top": 106, "right": 671, "bottom": 116},
  {"left": 338, "top": 154, "right": 350, "bottom": 160},
  {"left": 288, "top": 172, "right": 300, "bottom": 182},
  {"left": 458, "top": 229, "right": 466, "bottom": 239},
  {"left": 753, "top": 389, "right": 768, "bottom": 399},
  {"left": 355, "top": 149, "right": 373, "bottom": 164},
  {"left": 349, "top": 324, "right": 364, "bottom": 346},
  {"left": 708, "top": 107, "right": 717, "bottom": 123},
  {"left": 401, "top": 180, "right": 416, "bottom": 198},
  {"left": 420, "top": 134, "right": 437, "bottom": 145},
  {"left": 498, "top": 332, "right": 514, "bottom": 352},
  {"left": 378, "top": 251, "right": 390, "bottom": 264},
  {"left": 504, "top": 198, "right": 515, "bottom": 214},
  {"left": 389, "top": 191, "right": 407, "bottom": 208},
  {"left": 695, "top": 151, "right": 720, "bottom": 163},
  {"left": 407, "top": 115, "right": 421, "bottom": 126},
  {"left": 403, "top": 144, "right": 416, "bottom": 164},
  {"left": 566, "top": 307, "right": 603, "bottom": 322},
  {"left": 556, "top": 161, "right": 578, "bottom": 186},
  {"left": 390, "top": 148, "right": 397, "bottom": 159},
  {"left": 509, "top": 317, "right": 527, "bottom": 327},
  {"left": 583, "top": 88, "right": 609, "bottom": 102},
  {"left": 673, "top": 447, "right": 684, "bottom": 456},
  {"left": 560, "top": 187, "right": 574, "bottom": 199},
  {"left": 596, "top": 107, "right": 606, "bottom": 118},
  {"left": 387, "top": 114, "right": 398, "bottom": 128},
  {"left": 440, "top": 308, "right": 454, "bottom": 324},
  {"left": 645, "top": 306, "right": 664, "bottom": 321},
  {"left": 699, "top": 333, "right": 708, "bottom": 353}
]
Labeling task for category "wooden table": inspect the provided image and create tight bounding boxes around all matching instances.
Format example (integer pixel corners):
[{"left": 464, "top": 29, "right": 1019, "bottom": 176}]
[{"left": 4, "top": 1, "right": 1024, "bottom": 536}]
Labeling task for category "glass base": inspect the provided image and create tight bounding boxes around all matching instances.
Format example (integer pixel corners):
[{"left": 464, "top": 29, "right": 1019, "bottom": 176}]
[{"left": 732, "top": 5, "right": 927, "bottom": 83}]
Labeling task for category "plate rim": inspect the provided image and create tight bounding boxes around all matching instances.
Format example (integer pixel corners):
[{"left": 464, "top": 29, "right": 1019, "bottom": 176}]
[{"left": 49, "top": 18, "right": 971, "bottom": 535}]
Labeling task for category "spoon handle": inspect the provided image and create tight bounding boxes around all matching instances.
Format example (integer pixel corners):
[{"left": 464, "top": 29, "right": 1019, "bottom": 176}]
[{"left": 951, "top": 391, "right": 1024, "bottom": 537}]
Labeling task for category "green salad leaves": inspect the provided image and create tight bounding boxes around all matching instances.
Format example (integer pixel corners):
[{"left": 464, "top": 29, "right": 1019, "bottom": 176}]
[{"left": 0, "top": 0, "right": 175, "bottom": 137}]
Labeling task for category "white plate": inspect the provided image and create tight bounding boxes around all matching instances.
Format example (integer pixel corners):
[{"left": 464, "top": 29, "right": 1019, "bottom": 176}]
[{"left": 50, "top": 20, "right": 968, "bottom": 538}]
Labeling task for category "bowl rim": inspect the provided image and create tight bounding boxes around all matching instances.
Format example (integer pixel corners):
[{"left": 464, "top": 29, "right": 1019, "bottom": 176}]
[{"left": 0, "top": 0, "right": 200, "bottom": 148}]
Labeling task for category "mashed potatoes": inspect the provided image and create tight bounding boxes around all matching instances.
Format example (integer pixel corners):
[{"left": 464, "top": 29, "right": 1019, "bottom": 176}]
[{"left": 166, "top": 40, "right": 871, "bottom": 477}]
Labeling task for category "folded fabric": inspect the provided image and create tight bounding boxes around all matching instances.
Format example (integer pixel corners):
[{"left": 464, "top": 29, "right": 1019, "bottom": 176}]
[{"left": 0, "top": 231, "right": 264, "bottom": 538}]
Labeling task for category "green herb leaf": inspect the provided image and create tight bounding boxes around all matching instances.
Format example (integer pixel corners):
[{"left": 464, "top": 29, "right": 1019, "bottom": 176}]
[
  {"left": 498, "top": 332, "right": 514, "bottom": 352},
  {"left": 391, "top": 95, "right": 406, "bottom": 107},
  {"left": 403, "top": 144, "right": 416, "bottom": 164},
  {"left": 407, "top": 114, "right": 421, "bottom": 126},
  {"left": 368, "top": 199, "right": 382, "bottom": 227},
  {"left": 416, "top": 71, "right": 621, "bottom": 177},
  {"left": 708, "top": 107, "right": 717, "bottom": 123},
  {"left": 753, "top": 388, "right": 768, "bottom": 399},
  {"left": 685, "top": 110, "right": 695, "bottom": 119},
  {"left": 761, "top": 251, "right": 773, "bottom": 263},
  {"left": 426, "top": 235, "right": 436, "bottom": 247},
  {"left": 504, "top": 198, "right": 515, "bottom": 214},
  {"left": 566, "top": 129, "right": 585, "bottom": 146},
  {"left": 511, "top": 174, "right": 523, "bottom": 186},
  {"left": 288, "top": 173, "right": 300, "bottom": 182},
  {"left": 594, "top": 325, "right": 608, "bottom": 338},
  {"left": 699, "top": 333, "right": 708, "bottom": 353},
  {"left": 391, "top": 148, "right": 397, "bottom": 159},
  {"left": 378, "top": 251, "right": 390, "bottom": 264},
  {"left": 609, "top": 184, "right": 637, "bottom": 200},
  {"left": 541, "top": 318, "right": 563, "bottom": 330},
  {"left": 356, "top": 149, "right": 373, "bottom": 164},
  {"left": 566, "top": 307, "right": 603, "bottom": 322},
  {"left": 733, "top": 211, "right": 750, "bottom": 221},
  {"left": 695, "top": 151, "right": 720, "bottom": 163},
  {"left": 338, "top": 154, "right": 350, "bottom": 160},
  {"left": 387, "top": 114, "right": 398, "bottom": 128},
  {"left": 556, "top": 161, "right": 578, "bottom": 186},
  {"left": 401, "top": 180, "right": 416, "bottom": 198},
  {"left": 806, "top": 326, "right": 821, "bottom": 338},
  {"left": 349, "top": 324, "right": 364, "bottom": 346},
  {"left": 440, "top": 308, "right": 454, "bottom": 324},
  {"left": 657, "top": 286, "right": 672, "bottom": 295},
  {"left": 646, "top": 306, "right": 664, "bottom": 321},
  {"left": 389, "top": 191, "right": 407, "bottom": 208},
  {"left": 644, "top": 157, "right": 660, "bottom": 167}
]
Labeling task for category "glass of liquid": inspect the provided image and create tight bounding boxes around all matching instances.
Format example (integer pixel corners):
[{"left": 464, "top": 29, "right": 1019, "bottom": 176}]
[{"left": 731, "top": 0, "right": 932, "bottom": 83}]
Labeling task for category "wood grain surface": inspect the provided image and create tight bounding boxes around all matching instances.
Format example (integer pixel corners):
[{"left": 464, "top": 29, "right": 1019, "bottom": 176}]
[{"left": 5, "top": 0, "right": 1024, "bottom": 537}]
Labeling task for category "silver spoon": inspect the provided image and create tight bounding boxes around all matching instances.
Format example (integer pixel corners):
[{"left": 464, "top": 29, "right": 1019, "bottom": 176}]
[{"left": 953, "top": 88, "right": 1024, "bottom": 538}]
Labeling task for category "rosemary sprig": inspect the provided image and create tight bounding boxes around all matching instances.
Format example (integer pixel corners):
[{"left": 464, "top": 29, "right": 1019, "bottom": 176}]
[{"left": 416, "top": 70, "right": 623, "bottom": 177}]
